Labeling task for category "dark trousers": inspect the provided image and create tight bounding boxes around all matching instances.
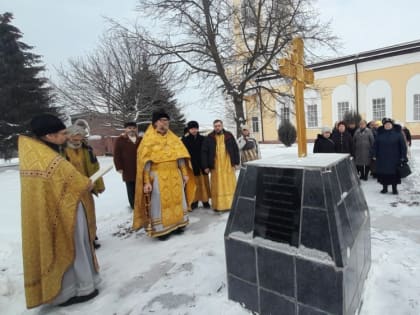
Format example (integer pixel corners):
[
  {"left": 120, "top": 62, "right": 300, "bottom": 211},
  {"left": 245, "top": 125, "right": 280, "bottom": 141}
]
[
  {"left": 125, "top": 181, "right": 136, "bottom": 209},
  {"left": 357, "top": 165, "right": 370, "bottom": 181}
]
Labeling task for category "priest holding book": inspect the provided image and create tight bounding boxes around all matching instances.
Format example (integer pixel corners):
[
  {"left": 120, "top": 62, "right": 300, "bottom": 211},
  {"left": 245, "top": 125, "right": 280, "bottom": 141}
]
[{"left": 19, "top": 114, "right": 100, "bottom": 309}]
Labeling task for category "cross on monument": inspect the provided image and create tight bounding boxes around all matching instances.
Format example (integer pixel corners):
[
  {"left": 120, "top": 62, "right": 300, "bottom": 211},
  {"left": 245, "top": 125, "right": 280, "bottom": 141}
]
[{"left": 278, "top": 38, "right": 314, "bottom": 157}]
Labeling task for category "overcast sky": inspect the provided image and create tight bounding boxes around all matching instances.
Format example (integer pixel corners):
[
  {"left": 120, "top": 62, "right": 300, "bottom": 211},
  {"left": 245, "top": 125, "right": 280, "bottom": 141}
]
[{"left": 3, "top": 0, "right": 420, "bottom": 124}]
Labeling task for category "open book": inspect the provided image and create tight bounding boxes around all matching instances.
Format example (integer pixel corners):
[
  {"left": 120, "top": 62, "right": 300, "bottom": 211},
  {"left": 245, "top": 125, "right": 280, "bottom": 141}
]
[{"left": 89, "top": 164, "right": 113, "bottom": 183}]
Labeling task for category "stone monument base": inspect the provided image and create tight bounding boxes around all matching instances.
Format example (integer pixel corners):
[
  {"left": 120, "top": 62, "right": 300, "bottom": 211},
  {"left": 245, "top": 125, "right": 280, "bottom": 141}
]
[{"left": 225, "top": 154, "right": 371, "bottom": 315}]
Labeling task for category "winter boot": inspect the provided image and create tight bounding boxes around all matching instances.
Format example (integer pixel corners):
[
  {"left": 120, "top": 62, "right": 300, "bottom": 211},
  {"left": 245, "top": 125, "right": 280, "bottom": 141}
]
[
  {"left": 357, "top": 166, "right": 362, "bottom": 179},
  {"left": 380, "top": 185, "right": 388, "bottom": 194},
  {"left": 190, "top": 201, "right": 198, "bottom": 210},
  {"left": 363, "top": 166, "right": 370, "bottom": 181},
  {"left": 392, "top": 184, "right": 398, "bottom": 195},
  {"left": 59, "top": 289, "right": 99, "bottom": 307}
]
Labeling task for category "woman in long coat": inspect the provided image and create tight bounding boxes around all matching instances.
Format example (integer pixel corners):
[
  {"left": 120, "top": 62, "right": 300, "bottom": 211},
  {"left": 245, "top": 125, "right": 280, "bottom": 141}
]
[
  {"left": 373, "top": 118, "right": 407, "bottom": 194},
  {"left": 353, "top": 120, "right": 375, "bottom": 180}
]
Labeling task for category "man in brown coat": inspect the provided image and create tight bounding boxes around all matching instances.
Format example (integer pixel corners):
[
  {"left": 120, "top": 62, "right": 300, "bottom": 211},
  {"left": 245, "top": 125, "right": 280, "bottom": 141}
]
[{"left": 113, "top": 122, "right": 141, "bottom": 209}]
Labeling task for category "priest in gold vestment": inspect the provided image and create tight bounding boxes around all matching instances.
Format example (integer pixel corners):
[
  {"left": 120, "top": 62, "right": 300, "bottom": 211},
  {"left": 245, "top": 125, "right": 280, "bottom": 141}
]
[
  {"left": 133, "top": 111, "right": 196, "bottom": 239},
  {"left": 202, "top": 120, "right": 240, "bottom": 212},
  {"left": 19, "top": 114, "right": 100, "bottom": 309},
  {"left": 65, "top": 124, "right": 105, "bottom": 249}
]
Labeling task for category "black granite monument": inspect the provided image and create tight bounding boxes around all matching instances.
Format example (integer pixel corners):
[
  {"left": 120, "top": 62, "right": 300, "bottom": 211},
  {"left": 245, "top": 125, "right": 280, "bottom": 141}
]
[{"left": 225, "top": 154, "right": 371, "bottom": 315}]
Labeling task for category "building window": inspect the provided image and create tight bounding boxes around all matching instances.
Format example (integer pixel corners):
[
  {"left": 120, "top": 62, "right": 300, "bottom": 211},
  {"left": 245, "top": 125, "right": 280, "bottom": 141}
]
[
  {"left": 251, "top": 116, "right": 259, "bottom": 132},
  {"left": 372, "top": 98, "right": 386, "bottom": 121},
  {"left": 280, "top": 107, "right": 290, "bottom": 122},
  {"left": 337, "top": 101, "right": 349, "bottom": 121},
  {"left": 307, "top": 104, "right": 318, "bottom": 128},
  {"left": 414, "top": 94, "right": 420, "bottom": 121}
]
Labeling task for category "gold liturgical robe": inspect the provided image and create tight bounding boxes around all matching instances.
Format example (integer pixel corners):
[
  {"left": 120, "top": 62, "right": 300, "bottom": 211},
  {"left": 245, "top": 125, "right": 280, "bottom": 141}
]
[
  {"left": 193, "top": 174, "right": 210, "bottom": 204},
  {"left": 65, "top": 148, "right": 99, "bottom": 241},
  {"left": 211, "top": 134, "right": 237, "bottom": 211},
  {"left": 133, "top": 125, "right": 196, "bottom": 237},
  {"left": 19, "top": 136, "right": 98, "bottom": 309}
]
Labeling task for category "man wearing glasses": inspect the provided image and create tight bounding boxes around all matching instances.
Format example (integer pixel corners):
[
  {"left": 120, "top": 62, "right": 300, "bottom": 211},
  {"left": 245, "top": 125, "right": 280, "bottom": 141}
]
[{"left": 132, "top": 110, "right": 196, "bottom": 240}]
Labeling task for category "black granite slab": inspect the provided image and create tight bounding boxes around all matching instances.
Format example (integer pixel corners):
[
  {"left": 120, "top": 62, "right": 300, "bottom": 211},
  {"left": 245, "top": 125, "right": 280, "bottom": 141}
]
[
  {"left": 225, "top": 238, "right": 256, "bottom": 283},
  {"left": 296, "top": 258, "right": 343, "bottom": 314},
  {"left": 260, "top": 289, "right": 296, "bottom": 315},
  {"left": 298, "top": 304, "right": 331, "bottom": 315},
  {"left": 227, "top": 275, "right": 259, "bottom": 313},
  {"left": 230, "top": 197, "right": 256, "bottom": 234},
  {"left": 257, "top": 247, "right": 295, "bottom": 297},
  {"left": 254, "top": 167, "right": 303, "bottom": 246},
  {"left": 303, "top": 170, "right": 326, "bottom": 209}
]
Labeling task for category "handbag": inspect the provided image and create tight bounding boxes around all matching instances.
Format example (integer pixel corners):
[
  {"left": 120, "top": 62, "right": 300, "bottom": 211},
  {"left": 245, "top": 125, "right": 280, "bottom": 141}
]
[{"left": 397, "top": 162, "right": 411, "bottom": 178}]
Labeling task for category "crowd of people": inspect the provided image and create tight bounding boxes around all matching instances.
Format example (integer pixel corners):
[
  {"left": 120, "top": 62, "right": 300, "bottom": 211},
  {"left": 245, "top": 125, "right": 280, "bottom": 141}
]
[
  {"left": 313, "top": 118, "right": 411, "bottom": 194},
  {"left": 18, "top": 111, "right": 412, "bottom": 310},
  {"left": 18, "top": 111, "right": 261, "bottom": 309}
]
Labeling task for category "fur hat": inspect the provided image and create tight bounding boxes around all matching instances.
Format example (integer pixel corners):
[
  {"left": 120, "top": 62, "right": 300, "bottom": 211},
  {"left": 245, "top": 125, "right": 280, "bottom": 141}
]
[
  {"left": 382, "top": 117, "right": 393, "bottom": 125},
  {"left": 152, "top": 111, "right": 170, "bottom": 124},
  {"left": 30, "top": 114, "right": 66, "bottom": 137},
  {"left": 66, "top": 124, "right": 88, "bottom": 137},
  {"left": 187, "top": 121, "right": 199, "bottom": 129},
  {"left": 321, "top": 126, "right": 331, "bottom": 133}
]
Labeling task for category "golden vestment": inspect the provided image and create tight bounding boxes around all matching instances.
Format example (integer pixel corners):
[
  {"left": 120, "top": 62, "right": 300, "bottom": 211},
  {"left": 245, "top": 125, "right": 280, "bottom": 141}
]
[
  {"left": 193, "top": 174, "right": 210, "bottom": 204},
  {"left": 211, "top": 134, "right": 237, "bottom": 211},
  {"left": 133, "top": 126, "right": 196, "bottom": 237},
  {"left": 65, "top": 147, "right": 104, "bottom": 241},
  {"left": 19, "top": 136, "right": 99, "bottom": 309}
]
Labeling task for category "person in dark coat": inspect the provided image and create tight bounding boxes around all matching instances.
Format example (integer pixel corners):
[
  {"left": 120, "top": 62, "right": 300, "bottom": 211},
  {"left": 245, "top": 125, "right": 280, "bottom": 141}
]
[
  {"left": 182, "top": 121, "right": 211, "bottom": 209},
  {"left": 331, "top": 121, "right": 353, "bottom": 155},
  {"left": 353, "top": 120, "right": 375, "bottom": 180},
  {"left": 402, "top": 126, "right": 412, "bottom": 147},
  {"left": 113, "top": 122, "right": 142, "bottom": 209},
  {"left": 347, "top": 121, "right": 357, "bottom": 137},
  {"left": 367, "top": 120, "right": 381, "bottom": 177},
  {"left": 313, "top": 126, "right": 335, "bottom": 153},
  {"left": 201, "top": 120, "right": 240, "bottom": 212},
  {"left": 373, "top": 118, "right": 407, "bottom": 194}
]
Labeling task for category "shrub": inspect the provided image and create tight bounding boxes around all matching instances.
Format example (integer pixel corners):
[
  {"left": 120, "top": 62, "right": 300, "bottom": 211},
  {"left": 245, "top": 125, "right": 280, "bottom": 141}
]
[{"left": 277, "top": 120, "right": 297, "bottom": 147}]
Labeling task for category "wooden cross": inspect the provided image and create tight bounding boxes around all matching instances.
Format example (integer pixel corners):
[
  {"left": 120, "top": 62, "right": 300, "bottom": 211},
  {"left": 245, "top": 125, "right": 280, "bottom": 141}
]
[{"left": 278, "top": 38, "right": 314, "bottom": 157}]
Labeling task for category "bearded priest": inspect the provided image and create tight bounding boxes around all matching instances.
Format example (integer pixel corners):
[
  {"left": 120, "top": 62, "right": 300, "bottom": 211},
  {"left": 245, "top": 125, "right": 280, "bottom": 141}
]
[{"left": 19, "top": 114, "right": 100, "bottom": 309}]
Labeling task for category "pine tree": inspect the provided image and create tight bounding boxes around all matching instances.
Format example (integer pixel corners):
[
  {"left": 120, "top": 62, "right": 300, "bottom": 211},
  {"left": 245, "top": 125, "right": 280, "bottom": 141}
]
[{"left": 0, "top": 12, "right": 58, "bottom": 158}]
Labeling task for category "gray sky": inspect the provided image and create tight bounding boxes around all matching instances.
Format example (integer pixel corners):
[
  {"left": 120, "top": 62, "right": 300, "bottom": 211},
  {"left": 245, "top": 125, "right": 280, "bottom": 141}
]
[{"left": 3, "top": 0, "right": 420, "bottom": 124}]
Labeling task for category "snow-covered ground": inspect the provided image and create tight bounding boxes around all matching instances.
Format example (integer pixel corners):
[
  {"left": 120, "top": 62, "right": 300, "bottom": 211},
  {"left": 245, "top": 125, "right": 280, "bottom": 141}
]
[{"left": 0, "top": 142, "right": 419, "bottom": 315}]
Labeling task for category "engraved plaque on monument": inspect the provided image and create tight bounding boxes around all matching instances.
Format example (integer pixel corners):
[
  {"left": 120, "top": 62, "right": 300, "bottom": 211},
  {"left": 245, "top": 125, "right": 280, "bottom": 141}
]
[{"left": 225, "top": 154, "right": 371, "bottom": 315}]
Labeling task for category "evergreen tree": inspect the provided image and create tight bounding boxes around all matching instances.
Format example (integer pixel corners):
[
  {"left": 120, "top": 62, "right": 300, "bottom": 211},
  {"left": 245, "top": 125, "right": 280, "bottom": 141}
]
[
  {"left": 278, "top": 120, "right": 297, "bottom": 147},
  {"left": 0, "top": 12, "right": 58, "bottom": 158},
  {"left": 342, "top": 110, "right": 362, "bottom": 126},
  {"left": 128, "top": 62, "right": 186, "bottom": 135}
]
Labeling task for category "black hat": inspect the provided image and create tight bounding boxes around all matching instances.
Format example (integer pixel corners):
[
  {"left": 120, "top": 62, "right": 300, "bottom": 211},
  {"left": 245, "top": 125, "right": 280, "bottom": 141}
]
[
  {"left": 187, "top": 121, "right": 199, "bottom": 130},
  {"left": 382, "top": 117, "right": 393, "bottom": 125},
  {"left": 124, "top": 121, "right": 137, "bottom": 128},
  {"left": 152, "top": 111, "right": 170, "bottom": 124},
  {"left": 30, "top": 114, "right": 66, "bottom": 137}
]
